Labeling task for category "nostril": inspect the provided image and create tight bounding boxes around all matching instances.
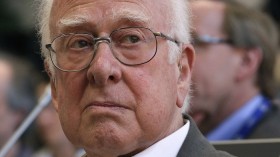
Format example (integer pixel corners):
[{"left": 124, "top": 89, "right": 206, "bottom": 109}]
[{"left": 109, "top": 75, "right": 114, "bottom": 80}]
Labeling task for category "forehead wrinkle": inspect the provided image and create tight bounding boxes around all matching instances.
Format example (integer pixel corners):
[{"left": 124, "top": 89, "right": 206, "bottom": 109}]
[{"left": 56, "top": 5, "right": 151, "bottom": 33}]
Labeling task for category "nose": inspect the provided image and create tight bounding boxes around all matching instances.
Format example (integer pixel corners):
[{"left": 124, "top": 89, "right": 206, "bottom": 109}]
[{"left": 87, "top": 41, "right": 122, "bottom": 87}]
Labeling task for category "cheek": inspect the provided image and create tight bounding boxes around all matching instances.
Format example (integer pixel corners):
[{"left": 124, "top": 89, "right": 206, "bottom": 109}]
[
  {"left": 130, "top": 65, "right": 178, "bottom": 134},
  {"left": 193, "top": 56, "right": 216, "bottom": 88},
  {"left": 193, "top": 54, "right": 231, "bottom": 98},
  {"left": 55, "top": 72, "right": 87, "bottom": 143},
  {"left": 194, "top": 52, "right": 237, "bottom": 81},
  {"left": 56, "top": 72, "right": 87, "bottom": 107},
  {"left": 57, "top": 103, "right": 82, "bottom": 145}
]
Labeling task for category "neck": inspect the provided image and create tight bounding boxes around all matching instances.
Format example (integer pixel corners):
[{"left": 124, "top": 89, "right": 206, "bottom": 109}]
[{"left": 200, "top": 84, "right": 261, "bottom": 134}]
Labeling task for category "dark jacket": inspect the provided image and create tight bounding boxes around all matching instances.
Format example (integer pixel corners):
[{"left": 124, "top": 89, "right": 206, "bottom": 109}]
[
  {"left": 248, "top": 102, "right": 280, "bottom": 139},
  {"left": 177, "top": 115, "right": 235, "bottom": 157}
]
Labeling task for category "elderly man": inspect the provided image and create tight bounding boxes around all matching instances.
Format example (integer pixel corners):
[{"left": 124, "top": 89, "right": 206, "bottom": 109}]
[
  {"left": 189, "top": 0, "right": 280, "bottom": 141},
  {"left": 37, "top": 0, "right": 234, "bottom": 156}
]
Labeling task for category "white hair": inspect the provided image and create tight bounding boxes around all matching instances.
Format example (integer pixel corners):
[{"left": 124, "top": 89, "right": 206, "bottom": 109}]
[
  {"left": 165, "top": 0, "right": 192, "bottom": 111},
  {"left": 37, "top": 0, "right": 192, "bottom": 110},
  {"left": 36, "top": 0, "right": 54, "bottom": 76},
  {"left": 167, "top": 0, "right": 191, "bottom": 63}
]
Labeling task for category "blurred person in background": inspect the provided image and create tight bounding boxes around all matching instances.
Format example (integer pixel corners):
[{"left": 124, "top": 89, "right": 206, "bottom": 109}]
[
  {"left": 32, "top": 91, "right": 84, "bottom": 157},
  {"left": 264, "top": 0, "right": 280, "bottom": 100},
  {"left": 188, "top": 0, "right": 280, "bottom": 141},
  {"left": 0, "top": 52, "right": 39, "bottom": 157}
]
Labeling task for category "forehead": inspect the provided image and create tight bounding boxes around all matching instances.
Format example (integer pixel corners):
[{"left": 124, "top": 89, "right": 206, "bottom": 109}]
[
  {"left": 50, "top": 0, "right": 169, "bottom": 35},
  {"left": 191, "top": 1, "right": 225, "bottom": 37}
]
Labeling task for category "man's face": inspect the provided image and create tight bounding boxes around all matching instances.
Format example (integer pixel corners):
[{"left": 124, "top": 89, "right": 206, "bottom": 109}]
[
  {"left": 189, "top": 1, "right": 243, "bottom": 128},
  {"left": 49, "top": 0, "right": 193, "bottom": 156}
]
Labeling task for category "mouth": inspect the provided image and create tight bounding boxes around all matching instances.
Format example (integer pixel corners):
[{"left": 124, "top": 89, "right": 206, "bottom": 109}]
[{"left": 83, "top": 102, "right": 130, "bottom": 112}]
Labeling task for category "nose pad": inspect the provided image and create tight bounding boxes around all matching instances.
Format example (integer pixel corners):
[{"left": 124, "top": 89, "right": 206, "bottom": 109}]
[
  {"left": 94, "top": 37, "right": 111, "bottom": 46},
  {"left": 87, "top": 37, "right": 121, "bottom": 86},
  {"left": 93, "top": 37, "right": 112, "bottom": 55}
]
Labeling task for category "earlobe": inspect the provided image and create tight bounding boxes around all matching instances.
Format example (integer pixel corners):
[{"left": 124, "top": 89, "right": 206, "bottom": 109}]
[{"left": 176, "top": 44, "right": 195, "bottom": 108}]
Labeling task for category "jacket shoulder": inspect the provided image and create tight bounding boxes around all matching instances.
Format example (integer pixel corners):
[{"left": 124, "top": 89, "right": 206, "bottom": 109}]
[
  {"left": 177, "top": 114, "right": 236, "bottom": 157},
  {"left": 249, "top": 101, "right": 280, "bottom": 138}
]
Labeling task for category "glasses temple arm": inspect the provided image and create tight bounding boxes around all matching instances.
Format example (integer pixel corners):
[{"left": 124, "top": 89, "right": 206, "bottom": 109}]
[{"left": 154, "top": 32, "right": 180, "bottom": 45}]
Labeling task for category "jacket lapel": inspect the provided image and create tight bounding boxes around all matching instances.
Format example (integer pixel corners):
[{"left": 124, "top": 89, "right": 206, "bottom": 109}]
[{"left": 177, "top": 114, "right": 231, "bottom": 157}]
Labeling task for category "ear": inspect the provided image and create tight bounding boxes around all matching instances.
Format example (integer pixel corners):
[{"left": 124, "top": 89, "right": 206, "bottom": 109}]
[
  {"left": 235, "top": 48, "right": 263, "bottom": 82},
  {"left": 44, "top": 60, "right": 59, "bottom": 111},
  {"left": 176, "top": 44, "right": 195, "bottom": 108}
]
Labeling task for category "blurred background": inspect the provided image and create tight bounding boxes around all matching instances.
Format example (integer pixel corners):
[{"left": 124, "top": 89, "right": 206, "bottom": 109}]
[
  {"left": 0, "top": 1, "right": 83, "bottom": 156},
  {"left": 0, "top": 0, "right": 43, "bottom": 76}
]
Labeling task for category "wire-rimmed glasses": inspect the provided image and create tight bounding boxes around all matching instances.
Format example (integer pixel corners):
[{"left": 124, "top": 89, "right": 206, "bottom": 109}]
[{"left": 45, "top": 27, "right": 179, "bottom": 72}]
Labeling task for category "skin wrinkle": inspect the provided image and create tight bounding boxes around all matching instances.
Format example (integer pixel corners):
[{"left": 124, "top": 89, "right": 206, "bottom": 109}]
[
  {"left": 50, "top": 0, "right": 174, "bottom": 68},
  {"left": 41, "top": 0, "right": 194, "bottom": 156},
  {"left": 58, "top": 8, "right": 151, "bottom": 34},
  {"left": 51, "top": 1, "right": 153, "bottom": 35},
  {"left": 42, "top": 0, "right": 190, "bottom": 77}
]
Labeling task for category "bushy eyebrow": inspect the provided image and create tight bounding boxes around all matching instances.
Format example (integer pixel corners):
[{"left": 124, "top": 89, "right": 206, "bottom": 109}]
[
  {"left": 58, "top": 7, "right": 151, "bottom": 31},
  {"left": 58, "top": 14, "right": 90, "bottom": 29},
  {"left": 111, "top": 7, "right": 150, "bottom": 25}
]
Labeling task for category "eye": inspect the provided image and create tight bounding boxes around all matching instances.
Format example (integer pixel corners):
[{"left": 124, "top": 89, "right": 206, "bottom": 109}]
[
  {"left": 67, "top": 35, "right": 93, "bottom": 50},
  {"left": 123, "top": 35, "right": 141, "bottom": 43},
  {"left": 112, "top": 28, "right": 146, "bottom": 46},
  {"left": 69, "top": 39, "right": 92, "bottom": 49},
  {"left": 117, "top": 33, "right": 143, "bottom": 45}
]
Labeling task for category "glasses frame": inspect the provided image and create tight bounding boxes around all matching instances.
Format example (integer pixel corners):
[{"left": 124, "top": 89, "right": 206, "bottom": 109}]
[
  {"left": 192, "top": 34, "right": 232, "bottom": 45},
  {"left": 46, "top": 26, "right": 180, "bottom": 72}
]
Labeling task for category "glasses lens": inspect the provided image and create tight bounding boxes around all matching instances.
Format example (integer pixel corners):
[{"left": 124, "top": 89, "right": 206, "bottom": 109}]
[
  {"left": 110, "top": 27, "right": 157, "bottom": 65},
  {"left": 49, "top": 28, "right": 158, "bottom": 71},
  {"left": 50, "top": 34, "right": 95, "bottom": 71}
]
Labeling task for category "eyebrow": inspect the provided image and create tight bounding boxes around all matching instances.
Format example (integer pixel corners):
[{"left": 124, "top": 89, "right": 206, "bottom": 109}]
[
  {"left": 58, "top": 8, "right": 151, "bottom": 31},
  {"left": 58, "top": 14, "right": 90, "bottom": 29},
  {"left": 111, "top": 7, "right": 150, "bottom": 25}
]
